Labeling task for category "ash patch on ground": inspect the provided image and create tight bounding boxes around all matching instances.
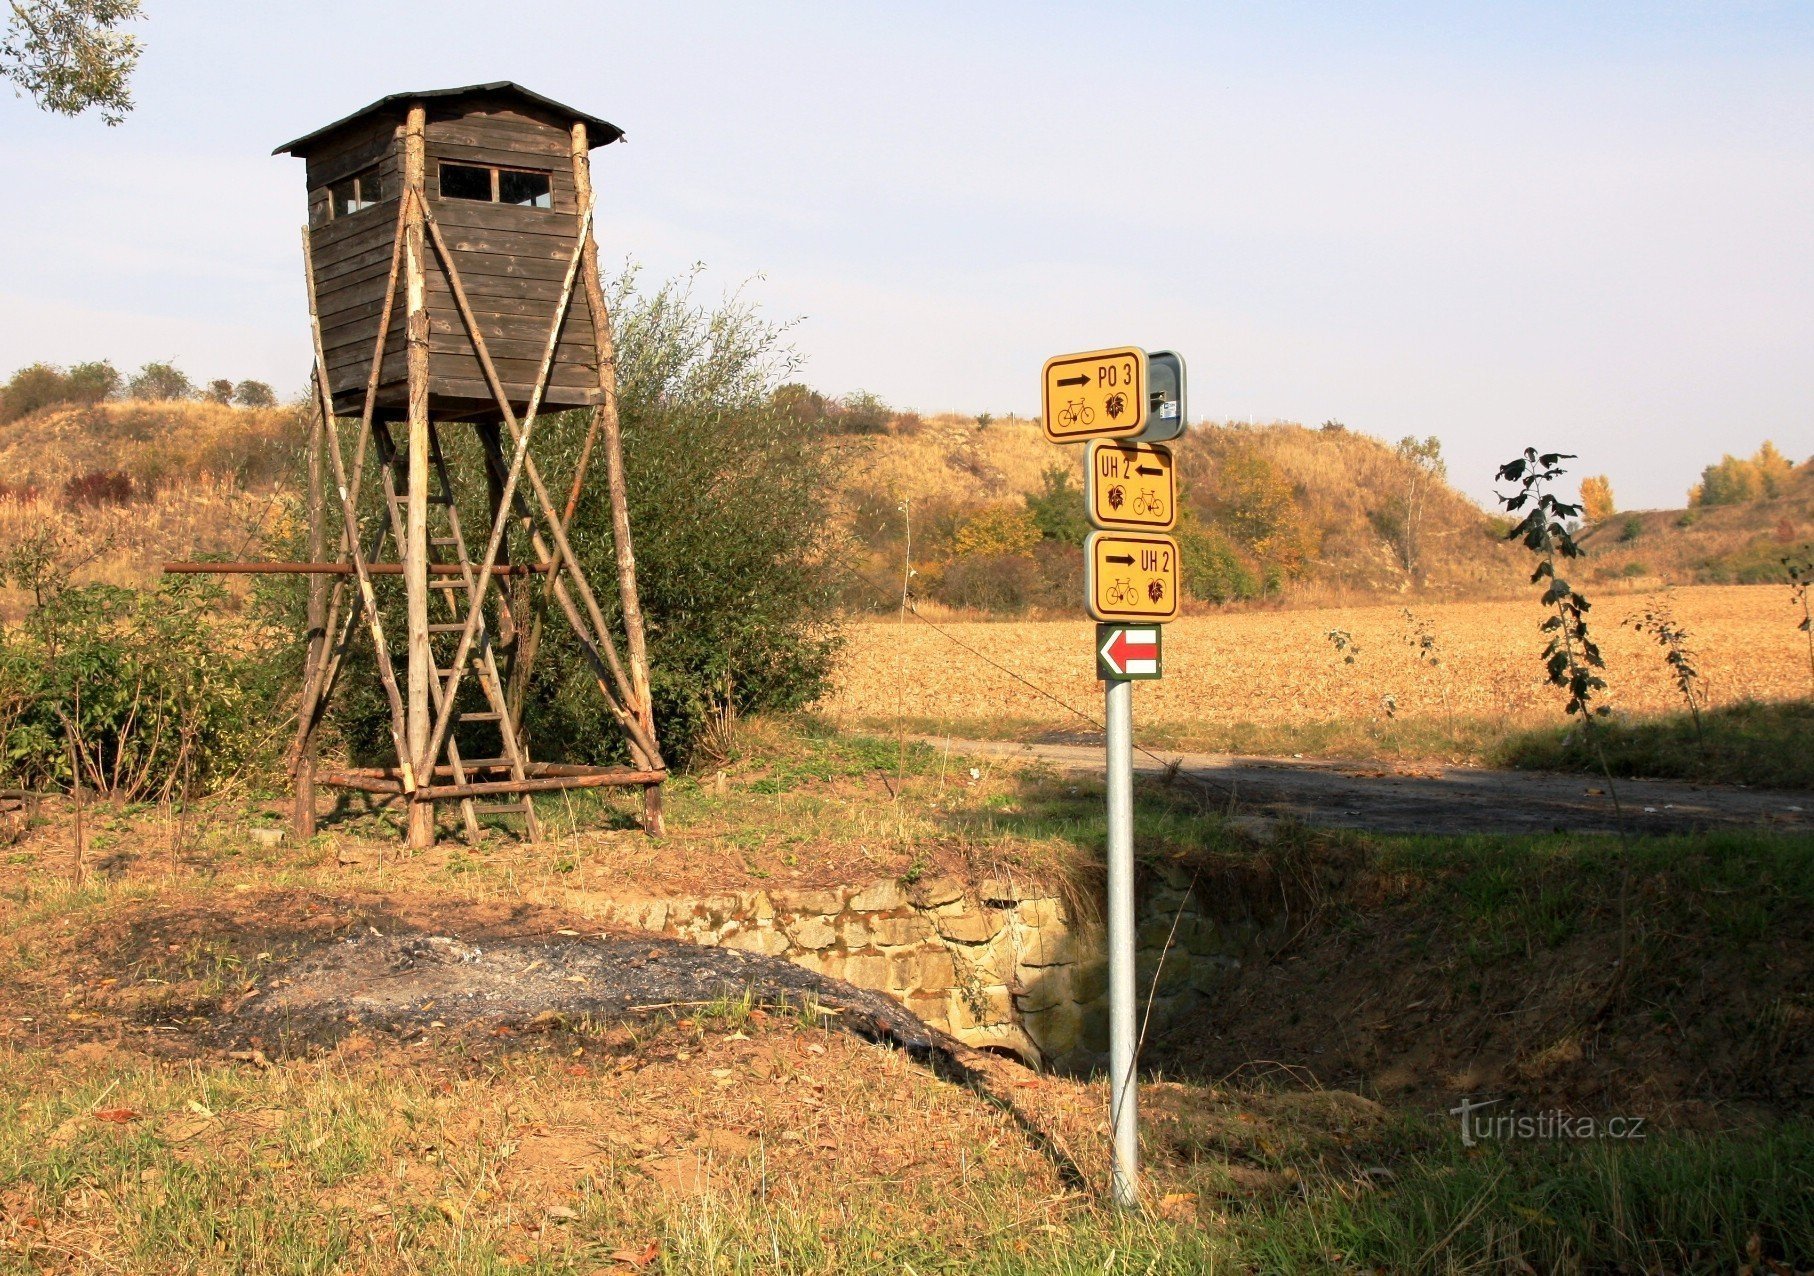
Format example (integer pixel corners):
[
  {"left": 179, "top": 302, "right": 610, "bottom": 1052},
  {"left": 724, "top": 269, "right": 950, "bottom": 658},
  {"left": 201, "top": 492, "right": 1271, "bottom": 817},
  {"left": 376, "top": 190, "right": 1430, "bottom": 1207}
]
[{"left": 232, "top": 930, "right": 943, "bottom": 1062}]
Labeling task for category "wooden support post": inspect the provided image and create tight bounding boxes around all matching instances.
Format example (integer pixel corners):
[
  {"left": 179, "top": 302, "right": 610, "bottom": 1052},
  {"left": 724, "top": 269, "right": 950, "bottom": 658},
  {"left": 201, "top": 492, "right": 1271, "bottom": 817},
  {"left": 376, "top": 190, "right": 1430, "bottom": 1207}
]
[
  {"left": 294, "top": 391, "right": 326, "bottom": 840},
  {"left": 403, "top": 102, "right": 435, "bottom": 850},
  {"left": 573, "top": 121, "right": 666, "bottom": 835}
]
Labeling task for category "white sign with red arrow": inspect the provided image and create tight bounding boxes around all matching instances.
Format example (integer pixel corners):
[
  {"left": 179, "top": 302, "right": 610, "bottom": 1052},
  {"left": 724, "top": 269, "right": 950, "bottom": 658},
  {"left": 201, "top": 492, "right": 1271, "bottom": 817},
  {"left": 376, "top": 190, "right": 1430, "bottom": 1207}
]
[{"left": 1096, "top": 624, "right": 1162, "bottom": 680}]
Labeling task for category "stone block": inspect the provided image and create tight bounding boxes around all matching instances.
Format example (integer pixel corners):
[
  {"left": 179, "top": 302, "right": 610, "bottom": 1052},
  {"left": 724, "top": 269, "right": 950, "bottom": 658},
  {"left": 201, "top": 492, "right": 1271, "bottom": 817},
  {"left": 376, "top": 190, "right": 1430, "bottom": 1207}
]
[
  {"left": 933, "top": 906, "right": 999, "bottom": 945},
  {"left": 1071, "top": 960, "right": 1109, "bottom": 1005},
  {"left": 840, "top": 953, "right": 892, "bottom": 989},
  {"left": 721, "top": 926, "right": 790, "bottom": 957},
  {"left": 869, "top": 915, "right": 929, "bottom": 947},
  {"left": 902, "top": 949, "right": 955, "bottom": 994},
  {"left": 1187, "top": 954, "right": 1241, "bottom": 995},
  {"left": 946, "top": 984, "right": 1014, "bottom": 1033},
  {"left": 1021, "top": 1000, "right": 1083, "bottom": 1058},
  {"left": 906, "top": 992, "right": 950, "bottom": 1029},
  {"left": 974, "top": 877, "right": 1024, "bottom": 904},
  {"left": 1016, "top": 920, "right": 1097, "bottom": 969},
  {"left": 838, "top": 913, "right": 875, "bottom": 948},
  {"left": 749, "top": 892, "right": 775, "bottom": 921},
  {"left": 850, "top": 880, "right": 908, "bottom": 912},
  {"left": 905, "top": 874, "right": 965, "bottom": 909},
  {"left": 1013, "top": 965, "right": 1071, "bottom": 1014},
  {"left": 785, "top": 915, "right": 838, "bottom": 951},
  {"left": 1016, "top": 897, "right": 1067, "bottom": 929},
  {"left": 773, "top": 887, "right": 846, "bottom": 915},
  {"left": 1079, "top": 1001, "right": 1111, "bottom": 1053}
]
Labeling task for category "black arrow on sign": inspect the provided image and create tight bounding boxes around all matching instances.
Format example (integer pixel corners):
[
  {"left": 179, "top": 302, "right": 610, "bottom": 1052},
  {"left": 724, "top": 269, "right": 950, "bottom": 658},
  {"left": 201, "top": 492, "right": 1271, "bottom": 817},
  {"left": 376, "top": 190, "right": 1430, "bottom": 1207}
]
[
  {"left": 1106, "top": 554, "right": 1135, "bottom": 566},
  {"left": 1135, "top": 465, "right": 1164, "bottom": 476},
  {"left": 1056, "top": 373, "right": 1091, "bottom": 387}
]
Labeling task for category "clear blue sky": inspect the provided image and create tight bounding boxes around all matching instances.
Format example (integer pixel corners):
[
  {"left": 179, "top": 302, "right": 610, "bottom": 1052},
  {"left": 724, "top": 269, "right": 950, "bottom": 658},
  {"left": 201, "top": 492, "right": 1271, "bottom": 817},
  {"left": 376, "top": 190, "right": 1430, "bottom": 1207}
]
[{"left": 1, "top": 1, "right": 1809, "bottom": 508}]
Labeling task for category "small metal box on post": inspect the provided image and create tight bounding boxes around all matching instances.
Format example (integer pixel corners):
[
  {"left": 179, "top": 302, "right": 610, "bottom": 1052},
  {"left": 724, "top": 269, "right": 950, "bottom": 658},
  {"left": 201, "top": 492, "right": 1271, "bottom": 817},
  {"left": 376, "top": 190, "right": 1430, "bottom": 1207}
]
[{"left": 189, "top": 83, "right": 670, "bottom": 849}]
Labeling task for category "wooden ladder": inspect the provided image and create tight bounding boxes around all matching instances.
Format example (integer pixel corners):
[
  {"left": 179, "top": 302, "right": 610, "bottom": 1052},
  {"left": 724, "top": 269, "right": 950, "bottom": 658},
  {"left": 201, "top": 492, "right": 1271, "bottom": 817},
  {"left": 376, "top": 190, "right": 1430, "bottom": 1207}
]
[{"left": 378, "top": 423, "right": 542, "bottom": 843}]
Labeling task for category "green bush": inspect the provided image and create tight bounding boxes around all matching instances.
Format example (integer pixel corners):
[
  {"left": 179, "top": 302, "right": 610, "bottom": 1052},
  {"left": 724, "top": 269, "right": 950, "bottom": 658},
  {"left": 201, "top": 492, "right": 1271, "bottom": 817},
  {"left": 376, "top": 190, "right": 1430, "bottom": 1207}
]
[
  {"left": 0, "top": 542, "right": 281, "bottom": 797},
  {"left": 0, "top": 360, "right": 118, "bottom": 423},
  {"left": 525, "top": 267, "right": 843, "bottom": 764},
  {"left": 1177, "top": 516, "right": 1260, "bottom": 603},
  {"left": 1024, "top": 464, "right": 1090, "bottom": 544},
  {"left": 1618, "top": 514, "right": 1644, "bottom": 543}
]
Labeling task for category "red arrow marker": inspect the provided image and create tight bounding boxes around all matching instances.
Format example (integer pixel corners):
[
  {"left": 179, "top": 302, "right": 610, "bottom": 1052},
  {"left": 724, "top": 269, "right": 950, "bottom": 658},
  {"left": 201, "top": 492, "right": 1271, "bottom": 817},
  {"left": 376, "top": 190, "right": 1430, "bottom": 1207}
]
[{"left": 1100, "top": 627, "right": 1160, "bottom": 677}]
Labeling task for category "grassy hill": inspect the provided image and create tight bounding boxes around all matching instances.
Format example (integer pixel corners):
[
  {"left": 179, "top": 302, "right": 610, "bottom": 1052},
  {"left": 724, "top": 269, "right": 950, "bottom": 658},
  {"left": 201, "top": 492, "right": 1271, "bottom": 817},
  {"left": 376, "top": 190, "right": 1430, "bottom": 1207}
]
[
  {"left": 0, "top": 400, "right": 305, "bottom": 615},
  {"left": 834, "top": 412, "right": 1527, "bottom": 611},
  {"left": 1579, "top": 455, "right": 1814, "bottom": 587}
]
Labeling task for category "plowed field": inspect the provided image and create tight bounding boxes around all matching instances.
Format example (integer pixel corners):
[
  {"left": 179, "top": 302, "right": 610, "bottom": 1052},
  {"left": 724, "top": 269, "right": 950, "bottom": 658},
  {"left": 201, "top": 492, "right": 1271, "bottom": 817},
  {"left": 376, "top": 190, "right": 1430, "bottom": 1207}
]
[{"left": 825, "top": 586, "right": 1810, "bottom": 738}]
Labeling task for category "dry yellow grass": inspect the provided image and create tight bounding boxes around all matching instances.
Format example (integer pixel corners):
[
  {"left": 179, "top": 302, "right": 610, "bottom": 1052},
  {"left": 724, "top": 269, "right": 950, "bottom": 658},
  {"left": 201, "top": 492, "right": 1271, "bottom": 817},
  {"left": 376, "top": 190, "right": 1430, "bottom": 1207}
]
[{"left": 824, "top": 585, "right": 1812, "bottom": 742}]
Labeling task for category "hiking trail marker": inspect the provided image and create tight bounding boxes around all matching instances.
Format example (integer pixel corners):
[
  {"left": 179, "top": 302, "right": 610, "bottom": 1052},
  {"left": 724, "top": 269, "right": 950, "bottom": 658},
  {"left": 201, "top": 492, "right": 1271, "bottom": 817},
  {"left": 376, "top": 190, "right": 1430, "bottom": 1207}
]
[
  {"left": 1087, "top": 440, "right": 1175, "bottom": 532},
  {"left": 1096, "top": 624, "right": 1161, "bottom": 680},
  {"left": 1041, "top": 346, "right": 1148, "bottom": 442},
  {"left": 1039, "top": 344, "right": 1190, "bottom": 1211}
]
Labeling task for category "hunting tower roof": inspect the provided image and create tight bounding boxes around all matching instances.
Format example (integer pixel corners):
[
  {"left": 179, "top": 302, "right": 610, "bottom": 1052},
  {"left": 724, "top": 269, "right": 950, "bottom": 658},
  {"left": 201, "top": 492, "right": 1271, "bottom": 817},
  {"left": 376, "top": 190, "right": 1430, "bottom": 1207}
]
[{"left": 273, "top": 81, "right": 624, "bottom": 156}]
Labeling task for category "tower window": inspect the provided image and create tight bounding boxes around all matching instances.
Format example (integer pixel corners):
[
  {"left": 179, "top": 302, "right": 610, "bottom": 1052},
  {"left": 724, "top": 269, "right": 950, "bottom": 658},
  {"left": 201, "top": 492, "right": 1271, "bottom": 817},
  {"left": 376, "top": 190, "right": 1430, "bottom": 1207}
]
[
  {"left": 328, "top": 166, "right": 383, "bottom": 218},
  {"left": 438, "top": 161, "right": 553, "bottom": 209}
]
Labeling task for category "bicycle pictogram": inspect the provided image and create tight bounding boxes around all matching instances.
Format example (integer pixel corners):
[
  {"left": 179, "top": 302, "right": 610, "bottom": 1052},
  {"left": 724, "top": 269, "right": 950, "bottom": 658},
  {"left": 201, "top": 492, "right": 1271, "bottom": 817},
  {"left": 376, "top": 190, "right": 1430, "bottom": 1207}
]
[
  {"left": 1105, "top": 577, "right": 1139, "bottom": 607},
  {"left": 1130, "top": 489, "right": 1166, "bottom": 519},
  {"left": 1056, "top": 398, "right": 1095, "bottom": 431}
]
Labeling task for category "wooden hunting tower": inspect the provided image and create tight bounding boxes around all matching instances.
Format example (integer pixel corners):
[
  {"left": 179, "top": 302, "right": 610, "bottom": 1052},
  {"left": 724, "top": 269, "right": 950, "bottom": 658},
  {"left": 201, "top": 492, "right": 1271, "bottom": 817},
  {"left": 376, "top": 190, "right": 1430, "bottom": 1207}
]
[{"left": 256, "top": 84, "right": 664, "bottom": 848}]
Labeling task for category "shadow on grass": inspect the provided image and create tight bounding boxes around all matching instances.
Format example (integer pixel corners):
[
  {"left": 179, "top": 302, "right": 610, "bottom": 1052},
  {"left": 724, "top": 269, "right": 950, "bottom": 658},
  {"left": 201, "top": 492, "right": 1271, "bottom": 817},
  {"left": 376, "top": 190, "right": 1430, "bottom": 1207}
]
[{"left": 1494, "top": 698, "right": 1814, "bottom": 790}]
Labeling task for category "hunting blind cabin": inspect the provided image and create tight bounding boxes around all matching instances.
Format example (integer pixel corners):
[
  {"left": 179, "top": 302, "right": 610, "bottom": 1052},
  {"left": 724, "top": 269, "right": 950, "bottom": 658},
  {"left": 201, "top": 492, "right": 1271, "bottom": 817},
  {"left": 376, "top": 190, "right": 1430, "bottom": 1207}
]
[{"left": 173, "top": 83, "right": 667, "bottom": 848}]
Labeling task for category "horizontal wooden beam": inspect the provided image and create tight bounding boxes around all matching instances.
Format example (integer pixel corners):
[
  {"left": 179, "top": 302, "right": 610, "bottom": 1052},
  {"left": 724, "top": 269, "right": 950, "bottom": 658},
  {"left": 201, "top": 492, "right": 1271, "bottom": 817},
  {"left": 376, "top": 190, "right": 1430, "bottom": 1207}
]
[
  {"left": 163, "top": 561, "right": 546, "bottom": 576},
  {"left": 317, "top": 766, "right": 665, "bottom": 798}
]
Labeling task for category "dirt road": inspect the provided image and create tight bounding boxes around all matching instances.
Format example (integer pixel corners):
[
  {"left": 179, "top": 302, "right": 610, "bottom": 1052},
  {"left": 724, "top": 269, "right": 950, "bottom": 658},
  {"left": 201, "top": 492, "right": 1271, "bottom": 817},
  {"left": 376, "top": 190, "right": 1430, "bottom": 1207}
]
[{"left": 939, "top": 736, "right": 1809, "bottom": 836}]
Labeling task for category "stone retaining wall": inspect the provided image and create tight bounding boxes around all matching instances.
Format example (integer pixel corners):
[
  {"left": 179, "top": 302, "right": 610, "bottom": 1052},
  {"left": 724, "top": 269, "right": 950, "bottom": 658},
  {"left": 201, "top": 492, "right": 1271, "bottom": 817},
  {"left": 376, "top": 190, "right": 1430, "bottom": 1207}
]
[{"left": 587, "top": 866, "right": 1249, "bottom": 1071}]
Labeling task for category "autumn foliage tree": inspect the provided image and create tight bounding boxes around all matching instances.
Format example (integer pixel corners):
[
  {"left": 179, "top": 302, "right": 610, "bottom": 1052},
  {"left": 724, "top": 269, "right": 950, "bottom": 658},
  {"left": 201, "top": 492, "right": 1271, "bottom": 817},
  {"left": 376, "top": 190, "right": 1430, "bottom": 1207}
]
[
  {"left": 1690, "top": 442, "right": 1797, "bottom": 507},
  {"left": 1580, "top": 475, "right": 1615, "bottom": 523}
]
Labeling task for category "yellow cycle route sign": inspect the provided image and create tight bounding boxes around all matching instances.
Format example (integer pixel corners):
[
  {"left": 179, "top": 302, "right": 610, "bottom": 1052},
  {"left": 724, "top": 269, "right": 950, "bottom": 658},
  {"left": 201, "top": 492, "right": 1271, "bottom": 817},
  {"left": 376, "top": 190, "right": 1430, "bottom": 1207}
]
[
  {"left": 1085, "top": 531, "right": 1180, "bottom": 622},
  {"left": 1087, "top": 440, "right": 1175, "bottom": 532},
  {"left": 1042, "top": 347, "right": 1147, "bottom": 442}
]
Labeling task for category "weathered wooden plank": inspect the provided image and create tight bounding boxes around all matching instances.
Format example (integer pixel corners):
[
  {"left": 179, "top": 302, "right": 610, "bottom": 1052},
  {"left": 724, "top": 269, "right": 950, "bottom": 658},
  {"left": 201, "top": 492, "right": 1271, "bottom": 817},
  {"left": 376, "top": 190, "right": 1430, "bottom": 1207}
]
[
  {"left": 427, "top": 137, "right": 576, "bottom": 172},
  {"left": 426, "top": 198, "right": 580, "bottom": 238},
  {"left": 311, "top": 204, "right": 404, "bottom": 261},
  {"left": 427, "top": 114, "right": 569, "bottom": 152},
  {"left": 315, "top": 269, "right": 397, "bottom": 319},
  {"left": 430, "top": 251, "right": 584, "bottom": 285},
  {"left": 311, "top": 230, "right": 415, "bottom": 287},
  {"left": 427, "top": 377, "right": 601, "bottom": 411},
  {"left": 427, "top": 325, "right": 596, "bottom": 367},
  {"left": 304, "top": 126, "right": 396, "bottom": 187},
  {"left": 428, "top": 353, "right": 600, "bottom": 389},
  {"left": 320, "top": 289, "right": 591, "bottom": 343}
]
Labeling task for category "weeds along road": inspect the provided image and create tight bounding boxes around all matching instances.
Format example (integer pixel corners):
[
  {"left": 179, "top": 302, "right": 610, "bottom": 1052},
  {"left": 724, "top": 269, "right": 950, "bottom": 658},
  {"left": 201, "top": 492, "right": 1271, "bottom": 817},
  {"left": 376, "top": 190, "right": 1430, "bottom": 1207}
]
[{"left": 931, "top": 736, "right": 1810, "bottom": 836}]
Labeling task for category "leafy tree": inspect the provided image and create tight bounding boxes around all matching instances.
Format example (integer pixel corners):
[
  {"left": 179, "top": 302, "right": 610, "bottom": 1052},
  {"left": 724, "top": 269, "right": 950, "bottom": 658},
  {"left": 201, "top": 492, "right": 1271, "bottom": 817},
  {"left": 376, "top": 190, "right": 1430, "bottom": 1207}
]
[
  {"left": 0, "top": 362, "right": 71, "bottom": 421},
  {"left": 1690, "top": 443, "right": 1796, "bottom": 507},
  {"left": 528, "top": 267, "right": 840, "bottom": 762},
  {"left": 232, "top": 379, "right": 277, "bottom": 408},
  {"left": 771, "top": 382, "right": 830, "bottom": 429},
  {"left": 127, "top": 360, "right": 192, "bottom": 401},
  {"left": 1, "top": 0, "right": 142, "bottom": 125},
  {"left": 951, "top": 502, "right": 1041, "bottom": 559},
  {"left": 1023, "top": 465, "right": 1090, "bottom": 544},
  {"left": 203, "top": 378, "right": 233, "bottom": 405},
  {"left": 1176, "top": 511, "right": 1258, "bottom": 603},
  {"left": 1496, "top": 448, "right": 1606, "bottom": 721},
  {"left": 1580, "top": 474, "right": 1615, "bottom": 523},
  {"left": 65, "top": 359, "right": 118, "bottom": 402},
  {"left": 1383, "top": 434, "right": 1445, "bottom": 581},
  {"left": 830, "top": 390, "right": 890, "bottom": 434}
]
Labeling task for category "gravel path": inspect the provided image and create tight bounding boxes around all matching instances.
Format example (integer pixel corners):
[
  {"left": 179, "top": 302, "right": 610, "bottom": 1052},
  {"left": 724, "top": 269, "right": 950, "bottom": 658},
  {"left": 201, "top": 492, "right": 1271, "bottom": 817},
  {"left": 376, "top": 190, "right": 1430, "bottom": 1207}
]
[{"left": 939, "top": 736, "right": 1809, "bottom": 836}]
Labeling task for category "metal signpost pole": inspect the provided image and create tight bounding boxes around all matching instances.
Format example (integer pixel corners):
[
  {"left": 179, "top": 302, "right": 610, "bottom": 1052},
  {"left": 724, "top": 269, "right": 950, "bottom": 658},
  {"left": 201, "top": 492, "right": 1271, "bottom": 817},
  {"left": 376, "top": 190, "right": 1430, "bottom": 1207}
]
[
  {"left": 1104, "top": 673, "right": 1139, "bottom": 1208},
  {"left": 1044, "top": 344, "right": 1184, "bottom": 1212}
]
